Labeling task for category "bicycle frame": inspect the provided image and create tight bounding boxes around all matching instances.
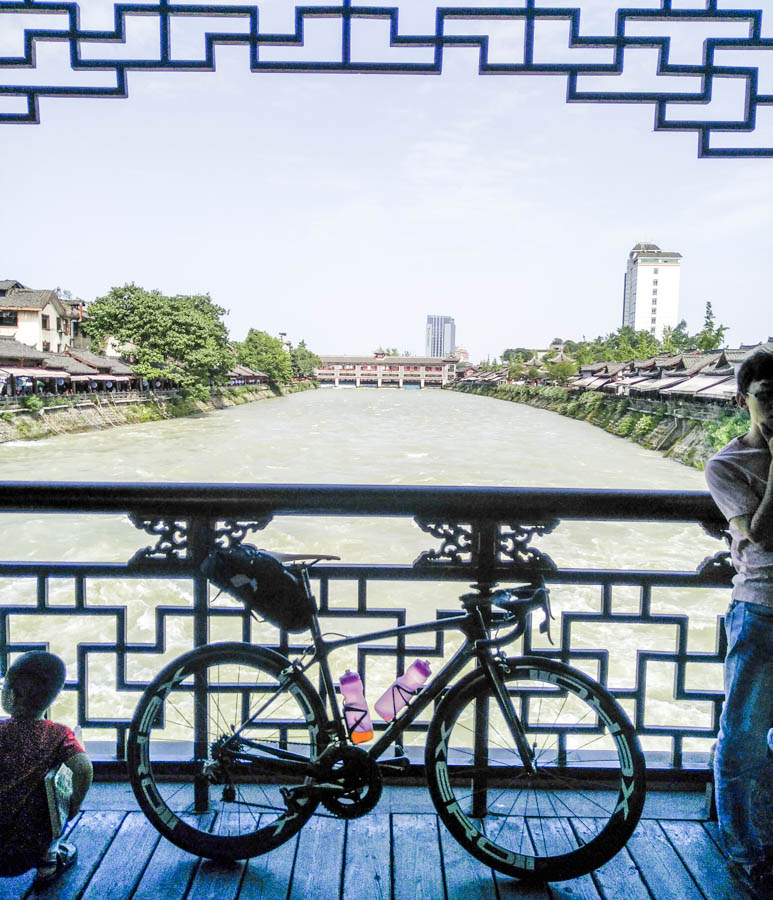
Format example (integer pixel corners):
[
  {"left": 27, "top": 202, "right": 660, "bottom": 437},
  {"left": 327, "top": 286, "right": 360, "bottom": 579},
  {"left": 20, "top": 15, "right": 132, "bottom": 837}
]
[{"left": 229, "top": 576, "right": 539, "bottom": 802}]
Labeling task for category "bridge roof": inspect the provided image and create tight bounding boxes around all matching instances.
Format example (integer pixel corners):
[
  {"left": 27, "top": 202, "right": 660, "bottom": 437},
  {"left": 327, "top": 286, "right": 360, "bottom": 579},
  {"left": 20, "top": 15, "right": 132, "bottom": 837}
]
[{"left": 319, "top": 355, "right": 456, "bottom": 365}]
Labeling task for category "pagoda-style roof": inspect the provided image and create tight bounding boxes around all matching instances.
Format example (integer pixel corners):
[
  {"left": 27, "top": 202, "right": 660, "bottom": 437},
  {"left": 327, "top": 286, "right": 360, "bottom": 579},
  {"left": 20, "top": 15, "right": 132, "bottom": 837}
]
[
  {"left": 0, "top": 280, "right": 27, "bottom": 293},
  {"left": 42, "top": 353, "right": 99, "bottom": 376},
  {"left": 66, "top": 349, "right": 134, "bottom": 375},
  {"left": 319, "top": 355, "right": 457, "bottom": 366},
  {"left": 0, "top": 287, "right": 70, "bottom": 316},
  {"left": 0, "top": 335, "right": 47, "bottom": 363}
]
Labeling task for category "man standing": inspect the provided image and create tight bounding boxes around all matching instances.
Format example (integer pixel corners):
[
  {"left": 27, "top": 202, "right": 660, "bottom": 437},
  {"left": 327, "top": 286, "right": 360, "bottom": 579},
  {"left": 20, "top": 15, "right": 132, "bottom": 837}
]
[{"left": 705, "top": 347, "right": 773, "bottom": 897}]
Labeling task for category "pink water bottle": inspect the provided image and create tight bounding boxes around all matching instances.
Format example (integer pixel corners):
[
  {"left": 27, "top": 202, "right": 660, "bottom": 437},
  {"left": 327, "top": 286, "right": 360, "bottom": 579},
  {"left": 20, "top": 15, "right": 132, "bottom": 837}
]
[
  {"left": 374, "top": 659, "right": 432, "bottom": 721},
  {"left": 339, "top": 669, "right": 374, "bottom": 744}
]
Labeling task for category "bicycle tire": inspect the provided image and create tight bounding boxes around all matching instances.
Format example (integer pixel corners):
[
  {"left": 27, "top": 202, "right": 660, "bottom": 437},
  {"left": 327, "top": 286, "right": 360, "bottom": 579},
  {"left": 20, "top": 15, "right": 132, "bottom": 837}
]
[
  {"left": 425, "top": 656, "right": 645, "bottom": 882},
  {"left": 127, "top": 642, "right": 327, "bottom": 860}
]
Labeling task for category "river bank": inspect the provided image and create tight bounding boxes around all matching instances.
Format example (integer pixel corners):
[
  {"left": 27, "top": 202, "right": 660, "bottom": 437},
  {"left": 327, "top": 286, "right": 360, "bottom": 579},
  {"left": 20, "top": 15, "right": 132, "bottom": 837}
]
[
  {"left": 0, "top": 382, "right": 315, "bottom": 444},
  {"left": 451, "top": 382, "right": 748, "bottom": 469}
]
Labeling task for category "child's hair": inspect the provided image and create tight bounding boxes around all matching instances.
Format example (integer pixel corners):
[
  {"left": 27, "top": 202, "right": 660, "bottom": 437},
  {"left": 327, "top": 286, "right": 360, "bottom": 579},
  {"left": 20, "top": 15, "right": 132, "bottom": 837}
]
[
  {"left": 5, "top": 651, "right": 66, "bottom": 715},
  {"left": 737, "top": 347, "right": 773, "bottom": 397}
]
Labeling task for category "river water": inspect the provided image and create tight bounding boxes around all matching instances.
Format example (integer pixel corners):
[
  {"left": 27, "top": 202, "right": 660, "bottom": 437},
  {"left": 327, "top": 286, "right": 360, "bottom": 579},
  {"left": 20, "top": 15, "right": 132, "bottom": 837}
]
[{"left": 0, "top": 388, "right": 729, "bottom": 749}]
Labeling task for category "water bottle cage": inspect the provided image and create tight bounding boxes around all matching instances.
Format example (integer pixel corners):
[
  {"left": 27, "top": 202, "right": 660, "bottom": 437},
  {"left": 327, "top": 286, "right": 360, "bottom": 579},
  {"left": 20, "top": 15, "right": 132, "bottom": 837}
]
[
  {"left": 388, "top": 682, "right": 421, "bottom": 713},
  {"left": 343, "top": 703, "right": 369, "bottom": 734}
]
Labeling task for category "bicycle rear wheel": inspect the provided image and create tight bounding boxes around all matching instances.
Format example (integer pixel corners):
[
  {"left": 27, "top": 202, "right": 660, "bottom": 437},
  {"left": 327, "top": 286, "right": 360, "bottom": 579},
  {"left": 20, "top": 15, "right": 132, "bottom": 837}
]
[
  {"left": 127, "top": 642, "right": 327, "bottom": 860},
  {"left": 425, "top": 657, "right": 645, "bottom": 882}
]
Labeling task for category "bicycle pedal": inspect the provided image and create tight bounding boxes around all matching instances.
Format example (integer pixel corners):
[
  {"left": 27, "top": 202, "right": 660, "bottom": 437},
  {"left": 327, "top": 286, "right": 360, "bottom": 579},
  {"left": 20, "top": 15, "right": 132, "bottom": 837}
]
[{"left": 377, "top": 755, "right": 411, "bottom": 772}]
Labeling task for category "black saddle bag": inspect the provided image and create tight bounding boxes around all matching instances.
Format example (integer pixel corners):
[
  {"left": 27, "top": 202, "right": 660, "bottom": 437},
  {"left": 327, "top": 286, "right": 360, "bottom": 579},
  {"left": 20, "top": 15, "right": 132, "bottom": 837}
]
[{"left": 201, "top": 544, "right": 316, "bottom": 633}]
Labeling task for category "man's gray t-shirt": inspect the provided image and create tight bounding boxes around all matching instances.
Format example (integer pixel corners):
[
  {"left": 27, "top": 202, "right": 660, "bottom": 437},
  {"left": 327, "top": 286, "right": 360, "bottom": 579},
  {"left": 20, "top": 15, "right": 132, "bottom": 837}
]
[{"left": 705, "top": 436, "right": 773, "bottom": 606}]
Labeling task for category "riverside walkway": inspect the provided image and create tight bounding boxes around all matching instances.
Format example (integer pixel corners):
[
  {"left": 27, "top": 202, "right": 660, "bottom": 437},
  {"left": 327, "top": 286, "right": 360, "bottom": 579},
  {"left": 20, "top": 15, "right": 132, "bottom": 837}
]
[{"left": 0, "top": 785, "right": 750, "bottom": 900}]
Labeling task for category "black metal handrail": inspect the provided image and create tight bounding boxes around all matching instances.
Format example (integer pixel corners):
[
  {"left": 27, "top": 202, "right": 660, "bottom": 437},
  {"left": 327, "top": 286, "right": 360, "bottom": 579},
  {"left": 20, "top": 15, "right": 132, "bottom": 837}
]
[
  {"left": 0, "top": 481, "right": 732, "bottom": 781},
  {"left": 0, "top": 481, "right": 725, "bottom": 521}
]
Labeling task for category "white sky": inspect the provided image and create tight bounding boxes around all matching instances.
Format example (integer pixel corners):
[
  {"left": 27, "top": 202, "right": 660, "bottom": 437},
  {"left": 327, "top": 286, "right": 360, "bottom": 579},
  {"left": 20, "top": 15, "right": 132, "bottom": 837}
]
[{"left": 1, "top": 1, "right": 771, "bottom": 363}]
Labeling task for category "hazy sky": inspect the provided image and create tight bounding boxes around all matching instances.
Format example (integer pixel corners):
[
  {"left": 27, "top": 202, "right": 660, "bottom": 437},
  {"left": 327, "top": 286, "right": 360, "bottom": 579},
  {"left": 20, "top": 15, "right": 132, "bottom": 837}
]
[{"left": 1, "top": 1, "right": 771, "bottom": 362}]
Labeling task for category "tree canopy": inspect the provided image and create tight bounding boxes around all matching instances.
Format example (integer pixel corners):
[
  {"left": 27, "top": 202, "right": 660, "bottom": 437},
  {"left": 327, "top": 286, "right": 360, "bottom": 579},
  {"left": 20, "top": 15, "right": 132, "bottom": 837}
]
[
  {"left": 290, "top": 340, "right": 322, "bottom": 379},
  {"left": 81, "top": 284, "right": 233, "bottom": 391},
  {"left": 694, "top": 302, "right": 728, "bottom": 351},
  {"left": 234, "top": 330, "right": 293, "bottom": 383},
  {"left": 504, "top": 303, "right": 728, "bottom": 368}
]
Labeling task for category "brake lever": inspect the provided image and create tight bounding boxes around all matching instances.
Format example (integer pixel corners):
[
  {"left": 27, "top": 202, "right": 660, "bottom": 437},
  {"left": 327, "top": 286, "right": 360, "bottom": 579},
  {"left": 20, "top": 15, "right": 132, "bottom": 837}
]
[{"left": 536, "top": 584, "right": 555, "bottom": 646}]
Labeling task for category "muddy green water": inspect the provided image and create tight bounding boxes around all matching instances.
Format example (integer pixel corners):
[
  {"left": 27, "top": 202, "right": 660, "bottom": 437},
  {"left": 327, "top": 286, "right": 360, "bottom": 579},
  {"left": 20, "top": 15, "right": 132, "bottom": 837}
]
[{"left": 0, "top": 388, "right": 728, "bottom": 749}]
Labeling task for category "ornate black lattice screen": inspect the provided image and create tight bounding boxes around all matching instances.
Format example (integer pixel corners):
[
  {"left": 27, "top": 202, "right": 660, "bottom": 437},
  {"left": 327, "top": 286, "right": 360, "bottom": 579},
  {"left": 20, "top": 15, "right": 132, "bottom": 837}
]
[{"left": 0, "top": 1, "right": 770, "bottom": 157}]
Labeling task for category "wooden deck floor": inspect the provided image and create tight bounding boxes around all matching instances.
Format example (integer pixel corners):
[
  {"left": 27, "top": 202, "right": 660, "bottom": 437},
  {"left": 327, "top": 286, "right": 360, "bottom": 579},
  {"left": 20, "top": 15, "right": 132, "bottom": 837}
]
[{"left": 0, "top": 784, "right": 753, "bottom": 900}]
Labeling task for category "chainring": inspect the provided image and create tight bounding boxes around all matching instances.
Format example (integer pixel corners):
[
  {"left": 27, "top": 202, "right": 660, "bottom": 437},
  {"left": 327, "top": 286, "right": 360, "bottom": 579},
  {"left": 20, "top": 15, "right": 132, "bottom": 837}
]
[{"left": 318, "top": 745, "right": 383, "bottom": 818}]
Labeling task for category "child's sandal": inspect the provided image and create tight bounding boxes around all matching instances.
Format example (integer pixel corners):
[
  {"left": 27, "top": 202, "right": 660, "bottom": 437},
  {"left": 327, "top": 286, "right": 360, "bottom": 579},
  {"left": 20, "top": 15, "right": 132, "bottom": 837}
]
[{"left": 32, "top": 842, "right": 77, "bottom": 887}]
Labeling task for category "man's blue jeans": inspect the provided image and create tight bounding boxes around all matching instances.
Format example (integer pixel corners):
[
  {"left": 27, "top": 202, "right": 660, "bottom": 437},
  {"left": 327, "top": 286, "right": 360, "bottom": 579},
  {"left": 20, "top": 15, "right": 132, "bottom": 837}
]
[{"left": 715, "top": 599, "right": 773, "bottom": 864}]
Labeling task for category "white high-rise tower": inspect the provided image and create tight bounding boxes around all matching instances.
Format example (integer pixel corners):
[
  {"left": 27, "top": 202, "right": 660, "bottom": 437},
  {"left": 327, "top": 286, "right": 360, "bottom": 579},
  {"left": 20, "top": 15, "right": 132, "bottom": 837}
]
[{"left": 622, "top": 242, "right": 682, "bottom": 339}]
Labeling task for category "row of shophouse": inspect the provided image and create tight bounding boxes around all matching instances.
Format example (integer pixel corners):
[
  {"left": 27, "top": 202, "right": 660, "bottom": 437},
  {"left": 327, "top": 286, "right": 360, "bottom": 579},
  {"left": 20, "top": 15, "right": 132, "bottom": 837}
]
[
  {"left": 0, "top": 280, "right": 268, "bottom": 396},
  {"left": 459, "top": 342, "right": 773, "bottom": 406}
]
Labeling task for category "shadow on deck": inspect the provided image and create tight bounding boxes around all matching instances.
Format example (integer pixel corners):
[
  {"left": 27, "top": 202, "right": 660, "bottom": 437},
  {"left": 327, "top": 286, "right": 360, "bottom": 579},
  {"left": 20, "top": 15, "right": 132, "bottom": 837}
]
[{"left": 0, "top": 785, "right": 752, "bottom": 900}]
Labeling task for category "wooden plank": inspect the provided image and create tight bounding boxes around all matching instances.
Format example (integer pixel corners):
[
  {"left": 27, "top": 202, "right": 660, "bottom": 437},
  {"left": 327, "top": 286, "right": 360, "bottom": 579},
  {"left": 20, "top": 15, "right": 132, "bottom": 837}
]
[
  {"left": 640, "top": 791, "right": 708, "bottom": 821},
  {"left": 0, "top": 861, "right": 35, "bottom": 898},
  {"left": 343, "top": 815, "right": 391, "bottom": 900},
  {"left": 435, "top": 818, "right": 497, "bottom": 900},
  {"left": 524, "top": 819, "right": 601, "bottom": 900},
  {"left": 625, "top": 820, "right": 703, "bottom": 900},
  {"left": 186, "top": 813, "right": 255, "bottom": 900},
  {"left": 25, "top": 810, "right": 127, "bottom": 900},
  {"left": 289, "top": 814, "right": 346, "bottom": 899},
  {"left": 702, "top": 820, "right": 722, "bottom": 849},
  {"left": 239, "top": 832, "right": 298, "bottom": 900},
  {"left": 660, "top": 820, "right": 755, "bottom": 900},
  {"left": 133, "top": 815, "right": 214, "bottom": 900},
  {"left": 79, "top": 811, "right": 161, "bottom": 900},
  {"left": 81, "top": 782, "right": 141, "bottom": 811},
  {"left": 187, "top": 859, "right": 245, "bottom": 900},
  {"left": 484, "top": 818, "right": 550, "bottom": 900},
  {"left": 392, "top": 813, "right": 446, "bottom": 900},
  {"left": 572, "top": 819, "right": 649, "bottom": 900}
]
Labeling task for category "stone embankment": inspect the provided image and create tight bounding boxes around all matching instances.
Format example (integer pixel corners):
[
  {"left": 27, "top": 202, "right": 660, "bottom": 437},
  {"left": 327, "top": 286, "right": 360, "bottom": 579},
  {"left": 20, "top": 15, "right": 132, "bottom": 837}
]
[
  {"left": 0, "top": 383, "right": 314, "bottom": 444},
  {"left": 452, "top": 383, "right": 748, "bottom": 470}
]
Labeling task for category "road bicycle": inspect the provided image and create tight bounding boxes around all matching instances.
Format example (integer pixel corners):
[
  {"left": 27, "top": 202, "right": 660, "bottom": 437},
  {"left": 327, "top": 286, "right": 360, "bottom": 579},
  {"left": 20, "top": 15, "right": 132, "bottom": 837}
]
[{"left": 127, "top": 544, "right": 645, "bottom": 883}]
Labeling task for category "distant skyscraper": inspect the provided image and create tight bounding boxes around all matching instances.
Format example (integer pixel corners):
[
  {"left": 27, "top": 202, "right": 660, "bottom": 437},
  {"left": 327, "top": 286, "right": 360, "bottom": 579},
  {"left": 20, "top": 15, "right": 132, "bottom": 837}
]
[
  {"left": 622, "top": 242, "right": 682, "bottom": 339},
  {"left": 425, "top": 315, "right": 456, "bottom": 357}
]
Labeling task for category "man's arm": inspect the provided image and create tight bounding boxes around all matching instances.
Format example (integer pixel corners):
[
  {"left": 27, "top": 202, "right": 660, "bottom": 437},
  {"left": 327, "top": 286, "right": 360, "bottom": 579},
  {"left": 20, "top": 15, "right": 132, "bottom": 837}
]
[
  {"left": 63, "top": 752, "right": 93, "bottom": 818},
  {"left": 731, "top": 430, "right": 773, "bottom": 549}
]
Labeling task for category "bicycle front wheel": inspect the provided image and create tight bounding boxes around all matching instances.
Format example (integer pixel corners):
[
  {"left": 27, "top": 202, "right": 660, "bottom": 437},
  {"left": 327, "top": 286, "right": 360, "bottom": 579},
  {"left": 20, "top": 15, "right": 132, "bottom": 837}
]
[
  {"left": 425, "top": 657, "right": 645, "bottom": 882},
  {"left": 127, "top": 642, "right": 327, "bottom": 860}
]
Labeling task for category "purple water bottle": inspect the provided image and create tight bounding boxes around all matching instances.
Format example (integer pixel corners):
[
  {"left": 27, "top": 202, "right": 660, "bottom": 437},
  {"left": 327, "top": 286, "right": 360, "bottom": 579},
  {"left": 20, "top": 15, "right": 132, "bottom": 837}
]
[
  {"left": 374, "top": 659, "right": 432, "bottom": 721},
  {"left": 339, "top": 669, "right": 374, "bottom": 744}
]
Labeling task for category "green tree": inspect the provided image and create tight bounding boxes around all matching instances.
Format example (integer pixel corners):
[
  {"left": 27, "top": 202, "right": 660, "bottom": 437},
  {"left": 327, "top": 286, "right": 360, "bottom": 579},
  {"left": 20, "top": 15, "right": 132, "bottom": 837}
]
[
  {"left": 81, "top": 284, "right": 233, "bottom": 392},
  {"left": 502, "top": 348, "right": 532, "bottom": 363},
  {"left": 544, "top": 359, "right": 578, "bottom": 383},
  {"left": 235, "top": 330, "right": 293, "bottom": 383},
  {"left": 660, "top": 320, "right": 692, "bottom": 354},
  {"left": 693, "top": 302, "right": 728, "bottom": 351},
  {"left": 290, "top": 340, "right": 322, "bottom": 379},
  {"left": 507, "top": 359, "right": 525, "bottom": 380}
]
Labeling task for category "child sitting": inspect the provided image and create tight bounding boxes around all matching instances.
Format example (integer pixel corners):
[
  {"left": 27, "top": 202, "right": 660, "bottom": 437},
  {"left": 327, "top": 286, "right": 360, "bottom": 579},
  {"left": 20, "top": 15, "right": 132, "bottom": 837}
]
[{"left": 0, "top": 651, "right": 93, "bottom": 886}]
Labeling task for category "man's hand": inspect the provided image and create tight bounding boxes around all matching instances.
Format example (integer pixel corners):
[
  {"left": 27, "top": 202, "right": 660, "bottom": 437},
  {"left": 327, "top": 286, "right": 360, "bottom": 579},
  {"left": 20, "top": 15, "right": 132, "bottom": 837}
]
[{"left": 760, "top": 422, "right": 773, "bottom": 454}]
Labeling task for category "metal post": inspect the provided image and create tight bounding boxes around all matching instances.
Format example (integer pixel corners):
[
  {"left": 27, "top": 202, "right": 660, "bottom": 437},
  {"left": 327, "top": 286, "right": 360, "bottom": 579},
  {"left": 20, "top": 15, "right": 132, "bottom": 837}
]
[
  {"left": 471, "top": 518, "right": 497, "bottom": 817},
  {"left": 189, "top": 516, "right": 211, "bottom": 812},
  {"left": 471, "top": 688, "right": 489, "bottom": 818}
]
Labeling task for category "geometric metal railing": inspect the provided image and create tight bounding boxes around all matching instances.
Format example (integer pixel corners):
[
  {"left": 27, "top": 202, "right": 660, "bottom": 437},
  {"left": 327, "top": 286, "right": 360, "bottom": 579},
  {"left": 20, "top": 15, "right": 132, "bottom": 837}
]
[
  {"left": 0, "top": 2, "right": 770, "bottom": 157},
  {"left": 0, "top": 481, "right": 733, "bottom": 779}
]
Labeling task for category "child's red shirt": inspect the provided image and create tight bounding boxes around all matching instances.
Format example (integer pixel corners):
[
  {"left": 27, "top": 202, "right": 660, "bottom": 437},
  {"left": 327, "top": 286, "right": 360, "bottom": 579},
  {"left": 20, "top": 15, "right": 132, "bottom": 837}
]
[{"left": 0, "top": 717, "right": 84, "bottom": 871}]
